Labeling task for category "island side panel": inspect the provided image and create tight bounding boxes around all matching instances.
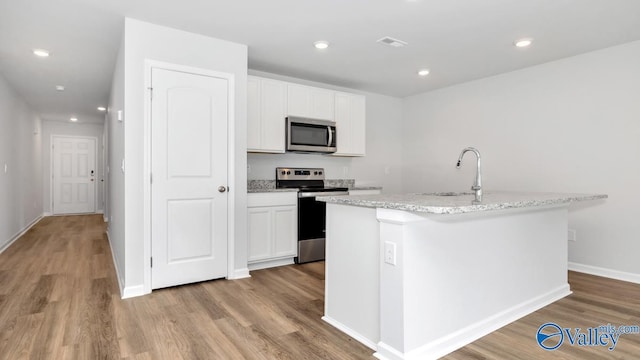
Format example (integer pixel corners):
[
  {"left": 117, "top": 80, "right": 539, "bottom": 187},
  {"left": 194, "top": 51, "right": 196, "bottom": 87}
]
[
  {"left": 324, "top": 203, "right": 380, "bottom": 349},
  {"left": 376, "top": 205, "right": 571, "bottom": 359}
]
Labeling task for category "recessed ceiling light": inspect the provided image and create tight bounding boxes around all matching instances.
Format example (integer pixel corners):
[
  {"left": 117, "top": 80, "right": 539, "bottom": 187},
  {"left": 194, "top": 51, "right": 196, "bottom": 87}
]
[
  {"left": 418, "top": 69, "right": 430, "bottom": 76},
  {"left": 70, "top": 117, "right": 78, "bottom": 122},
  {"left": 314, "top": 41, "right": 329, "bottom": 49},
  {"left": 55, "top": 85, "right": 65, "bottom": 91},
  {"left": 514, "top": 38, "right": 533, "bottom": 48},
  {"left": 33, "top": 49, "right": 50, "bottom": 57},
  {"left": 97, "top": 106, "right": 107, "bottom": 112}
]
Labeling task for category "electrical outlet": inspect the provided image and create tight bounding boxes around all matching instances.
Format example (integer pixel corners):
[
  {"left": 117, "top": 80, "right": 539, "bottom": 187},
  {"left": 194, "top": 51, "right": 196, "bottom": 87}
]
[
  {"left": 568, "top": 229, "right": 576, "bottom": 242},
  {"left": 384, "top": 241, "right": 396, "bottom": 265}
]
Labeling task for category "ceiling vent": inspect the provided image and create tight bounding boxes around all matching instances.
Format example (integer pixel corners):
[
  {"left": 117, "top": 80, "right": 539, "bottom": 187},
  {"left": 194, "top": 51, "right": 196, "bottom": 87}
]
[{"left": 377, "top": 36, "right": 408, "bottom": 47}]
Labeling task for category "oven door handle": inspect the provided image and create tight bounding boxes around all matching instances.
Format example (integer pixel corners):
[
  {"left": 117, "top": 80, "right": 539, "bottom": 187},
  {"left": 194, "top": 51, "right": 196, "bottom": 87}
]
[{"left": 298, "top": 191, "right": 349, "bottom": 198}]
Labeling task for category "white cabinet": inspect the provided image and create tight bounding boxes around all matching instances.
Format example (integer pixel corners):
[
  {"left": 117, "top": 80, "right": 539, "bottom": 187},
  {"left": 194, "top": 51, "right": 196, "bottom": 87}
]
[
  {"left": 247, "top": 192, "right": 298, "bottom": 270},
  {"left": 247, "top": 76, "right": 287, "bottom": 153},
  {"left": 287, "top": 83, "right": 335, "bottom": 120},
  {"left": 247, "top": 76, "right": 366, "bottom": 156},
  {"left": 348, "top": 189, "right": 381, "bottom": 196},
  {"left": 334, "top": 92, "right": 366, "bottom": 156}
]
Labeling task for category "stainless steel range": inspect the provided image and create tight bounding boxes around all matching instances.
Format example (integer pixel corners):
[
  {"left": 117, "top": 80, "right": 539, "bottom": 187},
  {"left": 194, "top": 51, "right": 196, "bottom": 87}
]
[{"left": 276, "top": 167, "right": 349, "bottom": 263}]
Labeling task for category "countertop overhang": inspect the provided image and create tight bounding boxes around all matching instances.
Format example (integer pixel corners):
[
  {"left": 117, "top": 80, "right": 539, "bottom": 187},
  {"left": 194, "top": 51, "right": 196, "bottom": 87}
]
[{"left": 318, "top": 191, "right": 607, "bottom": 215}]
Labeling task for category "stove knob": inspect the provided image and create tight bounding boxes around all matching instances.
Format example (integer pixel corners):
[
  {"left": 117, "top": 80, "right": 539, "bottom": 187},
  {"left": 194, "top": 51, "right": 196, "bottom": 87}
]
[
  {"left": 281, "top": 170, "right": 286, "bottom": 175},
  {"left": 314, "top": 171, "right": 318, "bottom": 175},
  {"left": 319, "top": 171, "right": 323, "bottom": 175},
  {"left": 286, "top": 171, "right": 291, "bottom": 175}
]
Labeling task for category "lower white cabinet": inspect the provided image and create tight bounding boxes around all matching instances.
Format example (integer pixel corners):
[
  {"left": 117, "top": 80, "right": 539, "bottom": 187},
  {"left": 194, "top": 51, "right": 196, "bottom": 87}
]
[{"left": 247, "top": 192, "right": 298, "bottom": 270}]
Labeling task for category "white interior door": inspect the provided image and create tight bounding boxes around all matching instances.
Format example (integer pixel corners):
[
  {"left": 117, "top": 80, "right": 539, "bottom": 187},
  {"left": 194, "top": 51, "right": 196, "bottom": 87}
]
[
  {"left": 52, "top": 136, "right": 96, "bottom": 214},
  {"left": 151, "top": 67, "right": 229, "bottom": 289}
]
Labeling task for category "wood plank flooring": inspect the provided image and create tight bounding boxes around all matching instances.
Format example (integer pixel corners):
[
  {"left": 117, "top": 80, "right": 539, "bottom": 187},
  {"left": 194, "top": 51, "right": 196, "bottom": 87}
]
[{"left": 0, "top": 215, "right": 639, "bottom": 359}]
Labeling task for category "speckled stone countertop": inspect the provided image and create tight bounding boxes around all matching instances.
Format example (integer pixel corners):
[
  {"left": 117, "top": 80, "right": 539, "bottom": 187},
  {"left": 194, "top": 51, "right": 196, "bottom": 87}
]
[
  {"left": 248, "top": 179, "right": 382, "bottom": 193},
  {"left": 318, "top": 191, "right": 607, "bottom": 215},
  {"left": 247, "top": 180, "right": 297, "bottom": 193}
]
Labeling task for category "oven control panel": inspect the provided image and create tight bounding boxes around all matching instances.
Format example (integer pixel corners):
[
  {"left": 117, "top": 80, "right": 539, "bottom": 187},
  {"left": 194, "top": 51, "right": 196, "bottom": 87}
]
[{"left": 276, "top": 167, "right": 325, "bottom": 180}]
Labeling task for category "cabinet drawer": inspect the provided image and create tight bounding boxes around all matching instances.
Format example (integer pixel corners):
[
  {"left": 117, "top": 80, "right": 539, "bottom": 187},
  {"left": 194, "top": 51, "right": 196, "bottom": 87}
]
[{"left": 248, "top": 192, "right": 298, "bottom": 207}]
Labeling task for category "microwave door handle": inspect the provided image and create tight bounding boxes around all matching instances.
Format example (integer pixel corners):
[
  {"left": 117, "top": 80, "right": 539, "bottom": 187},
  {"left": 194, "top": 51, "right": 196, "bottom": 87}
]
[{"left": 327, "top": 126, "right": 333, "bottom": 147}]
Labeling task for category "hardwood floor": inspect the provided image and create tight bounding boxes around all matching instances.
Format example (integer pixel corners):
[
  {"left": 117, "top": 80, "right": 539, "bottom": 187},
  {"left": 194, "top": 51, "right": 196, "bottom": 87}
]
[{"left": 1, "top": 215, "right": 639, "bottom": 359}]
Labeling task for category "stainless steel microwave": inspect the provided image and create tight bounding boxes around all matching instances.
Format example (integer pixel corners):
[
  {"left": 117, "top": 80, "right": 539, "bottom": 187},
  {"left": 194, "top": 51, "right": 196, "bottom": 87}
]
[{"left": 286, "top": 116, "right": 337, "bottom": 153}]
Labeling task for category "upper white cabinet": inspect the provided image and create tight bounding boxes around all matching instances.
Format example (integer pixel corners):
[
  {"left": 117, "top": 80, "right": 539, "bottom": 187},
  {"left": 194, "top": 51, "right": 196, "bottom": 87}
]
[
  {"left": 287, "top": 83, "right": 335, "bottom": 120},
  {"left": 334, "top": 92, "right": 366, "bottom": 156},
  {"left": 247, "top": 76, "right": 287, "bottom": 153},
  {"left": 247, "top": 76, "right": 366, "bottom": 156}
]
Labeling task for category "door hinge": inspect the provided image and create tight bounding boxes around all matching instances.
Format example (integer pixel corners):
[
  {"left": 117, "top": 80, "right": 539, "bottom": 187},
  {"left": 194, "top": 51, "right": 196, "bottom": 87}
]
[
  {"left": 150, "top": 172, "right": 153, "bottom": 184},
  {"left": 150, "top": 257, "right": 153, "bottom": 268},
  {"left": 148, "top": 87, "right": 153, "bottom": 100}
]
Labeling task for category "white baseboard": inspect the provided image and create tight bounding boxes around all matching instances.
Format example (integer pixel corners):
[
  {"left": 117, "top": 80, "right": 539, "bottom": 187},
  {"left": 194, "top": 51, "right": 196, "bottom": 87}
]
[
  {"left": 106, "top": 230, "right": 128, "bottom": 299},
  {"left": 122, "top": 285, "right": 146, "bottom": 299},
  {"left": 374, "top": 285, "right": 571, "bottom": 360},
  {"left": 248, "top": 257, "right": 294, "bottom": 271},
  {"left": 322, "top": 316, "right": 378, "bottom": 350},
  {"left": 108, "top": 230, "right": 145, "bottom": 299},
  {"left": 0, "top": 214, "right": 45, "bottom": 254},
  {"left": 229, "top": 268, "right": 251, "bottom": 279},
  {"left": 569, "top": 262, "right": 640, "bottom": 284},
  {"left": 43, "top": 211, "right": 53, "bottom": 216}
]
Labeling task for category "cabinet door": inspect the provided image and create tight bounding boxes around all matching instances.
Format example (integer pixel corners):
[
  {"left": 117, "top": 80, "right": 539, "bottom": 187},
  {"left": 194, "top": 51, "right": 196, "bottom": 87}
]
[
  {"left": 334, "top": 92, "right": 366, "bottom": 156},
  {"left": 287, "top": 84, "right": 310, "bottom": 118},
  {"left": 272, "top": 206, "right": 297, "bottom": 257},
  {"left": 248, "top": 208, "right": 272, "bottom": 262},
  {"left": 287, "top": 84, "right": 335, "bottom": 119},
  {"left": 247, "top": 76, "right": 262, "bottom": 150},
  {"left": 260, "top": 79, "right": 286, "bottom": 152},
  {"left": 311, "top": 88, "right": 335, "bottom": 120}
]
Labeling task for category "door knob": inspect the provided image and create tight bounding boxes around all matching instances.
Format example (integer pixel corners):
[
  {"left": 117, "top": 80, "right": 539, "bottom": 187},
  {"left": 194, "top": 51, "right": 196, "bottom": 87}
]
[{"left": 218, "top": 186, "right": 227, "bottom": 193}]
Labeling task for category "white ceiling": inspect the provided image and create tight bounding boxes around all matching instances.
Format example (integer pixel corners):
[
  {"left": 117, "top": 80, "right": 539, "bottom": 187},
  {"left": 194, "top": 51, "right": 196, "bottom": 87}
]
[{"left": 1, "top": 0, "right": 640, "bottom": 124}]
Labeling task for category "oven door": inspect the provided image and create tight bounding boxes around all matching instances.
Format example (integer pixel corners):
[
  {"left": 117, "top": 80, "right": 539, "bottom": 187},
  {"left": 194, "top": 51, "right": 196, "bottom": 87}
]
[
  {"left": 296, "top": 190, "right": 347, "bottom": 263},
  {"left": 287, "top": 117, "right": 337, "bottom": 153}
]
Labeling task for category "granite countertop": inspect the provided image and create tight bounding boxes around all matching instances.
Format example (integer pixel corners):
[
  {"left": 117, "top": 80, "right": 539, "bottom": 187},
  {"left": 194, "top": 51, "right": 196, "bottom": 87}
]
[
  {"left": 349, "top": 186, "right": 383, "bottom": 191},
  {"left": 247, "top": 179, "right": 382, "bottom": 193},
  {"left": 318, "top": 191, "right": 607, "bottom": 215}
]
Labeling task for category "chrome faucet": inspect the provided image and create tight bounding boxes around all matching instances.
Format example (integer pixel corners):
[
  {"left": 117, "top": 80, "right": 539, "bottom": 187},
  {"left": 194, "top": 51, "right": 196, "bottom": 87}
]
[{"left": 456, "top": 147, "right": 482, "bottom": 202}]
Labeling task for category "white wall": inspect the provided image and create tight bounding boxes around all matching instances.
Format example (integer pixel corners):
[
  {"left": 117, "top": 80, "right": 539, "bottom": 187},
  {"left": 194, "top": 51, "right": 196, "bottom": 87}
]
[
  {"left": 0, "top": 74, "right": 43, "bottom": 251},
  {"left": 247, "top": 71, "right": 404, "bottom": 193},
  {"left": 111, "top": 18, "right": 248, "bottom": 296},
  {"left": 107, "top": 33, "right": 126, "bottom": 290},
  {"left": 402, "top": 41, "right": 640, "bottom": 278},
  {"left": 41, "top": 121, "right": 105, "bottom": 214}
]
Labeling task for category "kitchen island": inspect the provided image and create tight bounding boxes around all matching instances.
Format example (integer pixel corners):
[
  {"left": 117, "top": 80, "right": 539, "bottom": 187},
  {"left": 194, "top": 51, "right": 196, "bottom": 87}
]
[{"left": 318, "top": 191, "right": 606, "bottom": 360}]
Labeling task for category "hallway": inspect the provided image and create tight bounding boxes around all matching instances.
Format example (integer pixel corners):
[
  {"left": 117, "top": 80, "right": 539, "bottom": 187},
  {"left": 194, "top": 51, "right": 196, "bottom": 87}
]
[{"left": 0, "top": 215, "right": 372, "bottom": 359}]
